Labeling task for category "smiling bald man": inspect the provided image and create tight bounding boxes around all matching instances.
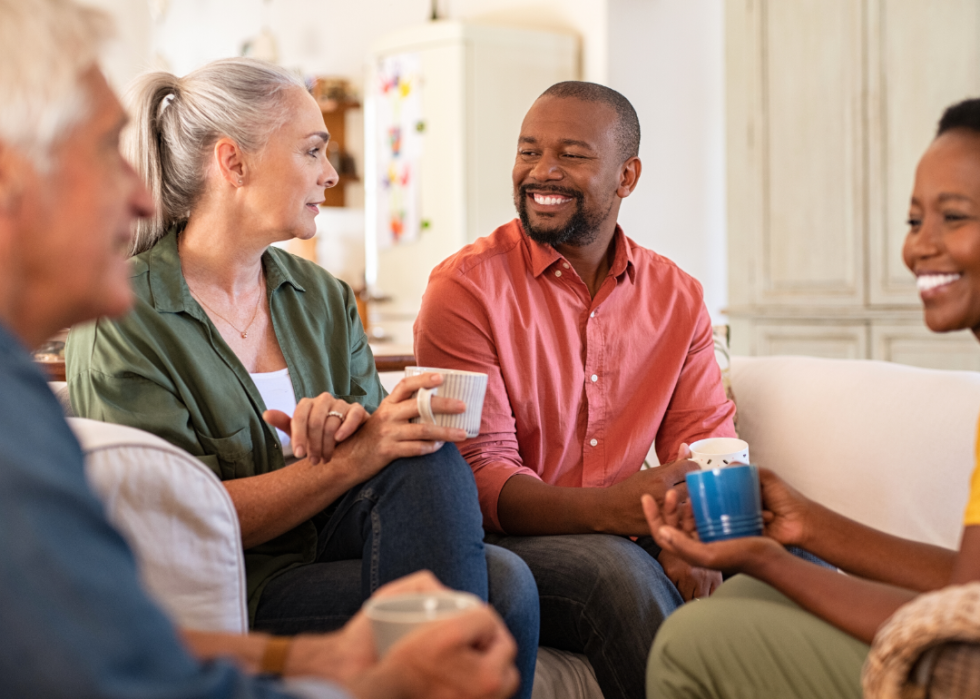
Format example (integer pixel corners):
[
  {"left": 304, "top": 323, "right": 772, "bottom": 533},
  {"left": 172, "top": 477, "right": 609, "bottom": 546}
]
[{"left": 415, "top": 81, "right": 737, "bottom": 699}]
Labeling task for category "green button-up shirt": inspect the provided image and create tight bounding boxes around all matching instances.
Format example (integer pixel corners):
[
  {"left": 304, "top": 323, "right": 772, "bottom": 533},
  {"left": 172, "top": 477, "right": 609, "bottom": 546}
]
[{"left": 66, "top": 230, "right": 386, "bottom": 622}]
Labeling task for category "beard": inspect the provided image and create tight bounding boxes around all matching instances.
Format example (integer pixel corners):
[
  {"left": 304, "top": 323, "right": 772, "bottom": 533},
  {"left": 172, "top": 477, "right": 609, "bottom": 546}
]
[{"left": 515, "top": 184, "right": 612, "bottom": 248}]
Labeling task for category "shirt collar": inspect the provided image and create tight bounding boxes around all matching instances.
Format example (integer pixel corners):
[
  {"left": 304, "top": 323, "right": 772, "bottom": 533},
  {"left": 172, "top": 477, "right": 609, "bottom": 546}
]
[
  {"left": 609, "top": 226, "right": 637, "bottom": 285},
  {"left": 144, "top": 229, "right": 306, "bottom": 315},
  {"left": 521, "top": 221, "right": 636, "bottom": 284}
]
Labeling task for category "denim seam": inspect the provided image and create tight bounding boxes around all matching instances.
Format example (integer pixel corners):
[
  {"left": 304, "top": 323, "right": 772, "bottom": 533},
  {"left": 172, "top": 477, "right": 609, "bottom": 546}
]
[{"left": 369, "top": 507, "right": 381, "bottom": 591}]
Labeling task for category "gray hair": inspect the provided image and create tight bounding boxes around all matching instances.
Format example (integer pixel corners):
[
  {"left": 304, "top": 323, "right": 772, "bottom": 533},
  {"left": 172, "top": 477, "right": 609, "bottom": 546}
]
[
  {"left": 0, "top": 0, "right": 113, "bottom": 170},
  {"left": 126, "top": 58, "right": 305, "bottom": 254}
]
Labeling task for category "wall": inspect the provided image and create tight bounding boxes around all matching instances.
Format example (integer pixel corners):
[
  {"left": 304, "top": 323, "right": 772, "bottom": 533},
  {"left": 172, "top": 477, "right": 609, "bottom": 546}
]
[
  {"left": 608, "top": 0, "right": 727, "bottom": 322},
  {"left": 143, "top": 0, "right": 607, "bottom": 87},
  {"left": 82, "top": 0, "right": 153, "bottom": 91},
  {"left": 88, "top": 0, "right": 727, "bottom": 321}
]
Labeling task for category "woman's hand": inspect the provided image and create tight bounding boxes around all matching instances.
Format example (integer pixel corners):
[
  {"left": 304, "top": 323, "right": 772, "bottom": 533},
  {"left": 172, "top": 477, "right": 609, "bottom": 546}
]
[
  {"left": 329, "top": 373, "right": 469, "bottom": 486},
  {"left": 264, "top": 393, "right": 369, "bottom": 465},
  {"left": 757, "top": 467, "right": 814, "bottom": 548},
  {"left": 642, "top": 493, "right": 783, "bottom": 577}
]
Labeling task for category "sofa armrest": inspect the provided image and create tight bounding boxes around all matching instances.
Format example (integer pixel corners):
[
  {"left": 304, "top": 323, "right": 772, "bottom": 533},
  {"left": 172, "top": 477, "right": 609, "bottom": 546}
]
[{"left": 68, "top": 417, "right": 248, "bottom": 633}]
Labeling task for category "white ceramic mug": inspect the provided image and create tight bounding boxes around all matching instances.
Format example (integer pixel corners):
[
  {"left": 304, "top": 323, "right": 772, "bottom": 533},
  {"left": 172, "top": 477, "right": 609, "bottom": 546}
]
[
  {"left": 363, "top": 591, "right": 483, "bottom": 656},
  {"left": 405, "top": 367, "right": 488, "bottom": 438},
  {"left": 688, "top": 437, "right": 750, "bottom": 470}
]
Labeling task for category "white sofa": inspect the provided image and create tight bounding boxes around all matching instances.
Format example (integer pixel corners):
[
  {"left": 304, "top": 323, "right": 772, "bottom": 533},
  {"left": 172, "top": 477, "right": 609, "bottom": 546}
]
[{"left": 62, "top": 355, "right": 980, "bottom": 699}]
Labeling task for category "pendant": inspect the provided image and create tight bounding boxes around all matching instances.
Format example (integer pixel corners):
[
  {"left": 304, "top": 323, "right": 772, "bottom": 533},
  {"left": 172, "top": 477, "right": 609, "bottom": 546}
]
[{"left": 241, "top": 331, "right": 248, "bottom": 339}]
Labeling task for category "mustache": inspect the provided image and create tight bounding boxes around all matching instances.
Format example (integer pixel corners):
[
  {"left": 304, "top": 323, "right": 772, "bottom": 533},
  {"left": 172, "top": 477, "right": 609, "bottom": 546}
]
[{"left": 519, "top": 184, "right": 583, "bottom": 200}]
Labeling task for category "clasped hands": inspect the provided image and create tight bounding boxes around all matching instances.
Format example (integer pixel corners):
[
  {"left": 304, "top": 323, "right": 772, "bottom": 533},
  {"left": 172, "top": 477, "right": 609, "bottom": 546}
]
[{"left": 263, "top": 372, "right": 468, "bottom": 469}]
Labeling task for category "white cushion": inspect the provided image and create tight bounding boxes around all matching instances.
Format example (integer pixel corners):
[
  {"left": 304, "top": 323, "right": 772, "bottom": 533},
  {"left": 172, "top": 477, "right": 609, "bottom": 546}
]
[
  {"left": 378, "top": 371, "right": 403, "bottom": 395},
  {"left": 69, "top": 417, "right": 248, "bottom": 633},
  {"left": 731, "top": 355, "right": 980, "bottom": 549},
  {"left": 531, "top": 648, "right": 600, "bottom": 699}
]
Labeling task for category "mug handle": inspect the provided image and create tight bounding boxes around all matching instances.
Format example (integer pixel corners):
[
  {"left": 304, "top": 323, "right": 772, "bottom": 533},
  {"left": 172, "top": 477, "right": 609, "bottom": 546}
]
[{"left": 416, "top": 386, "right": 437, "bottom": 424}]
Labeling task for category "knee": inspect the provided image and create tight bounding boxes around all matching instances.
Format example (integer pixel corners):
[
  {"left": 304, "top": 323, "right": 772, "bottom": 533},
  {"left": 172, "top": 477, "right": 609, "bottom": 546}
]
[
  {"left": 377, "top": 444, "right": 479, "bottom": 503},
  {"left": 574, "top": 536, "right": 680, "bottom": 614},
  {"left": 387, "top": 443, "right": 477, "bottom": 491},
  {"left": 486, "top": 544, "right": 539, "bottom": 645},
  {"left": 487, "top": 544, "right": 539, "bottom": 607},
  {"left": 647, "top": 602, "right": 712, "bottom": 698}
]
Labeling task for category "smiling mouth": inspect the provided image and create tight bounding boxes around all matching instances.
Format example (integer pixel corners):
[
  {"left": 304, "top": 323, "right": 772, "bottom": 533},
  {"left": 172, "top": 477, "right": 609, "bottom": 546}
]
[
  {"left": 531, "top": 193, "right": 572, "bottom": 206},
  {"left": 916, "top": 273, "right": 962, "bottom": 292}
]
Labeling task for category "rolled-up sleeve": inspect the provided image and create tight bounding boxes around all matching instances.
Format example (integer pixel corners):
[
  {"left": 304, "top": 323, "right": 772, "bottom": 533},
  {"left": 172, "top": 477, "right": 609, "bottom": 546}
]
[
  {"left": 654, "top": 304, "right": 737, "bottom": 465},
  {"left": 415, "top": 270, "right": 539, "bottom": 532}
]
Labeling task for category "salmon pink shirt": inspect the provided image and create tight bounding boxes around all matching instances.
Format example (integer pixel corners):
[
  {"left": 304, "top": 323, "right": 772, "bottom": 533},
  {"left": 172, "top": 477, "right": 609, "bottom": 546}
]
[{"left": 415, "top": 220, "right": 736, "bottom": 533}]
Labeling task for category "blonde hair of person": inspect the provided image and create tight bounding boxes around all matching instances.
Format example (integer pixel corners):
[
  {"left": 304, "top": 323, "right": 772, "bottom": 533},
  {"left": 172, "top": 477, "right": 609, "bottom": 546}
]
[
  {"left": 125, "top": 58, "right": 304, "bottom": 255},
  {"left": 0, "top": 0, "right": 112, "bottom": 170}
]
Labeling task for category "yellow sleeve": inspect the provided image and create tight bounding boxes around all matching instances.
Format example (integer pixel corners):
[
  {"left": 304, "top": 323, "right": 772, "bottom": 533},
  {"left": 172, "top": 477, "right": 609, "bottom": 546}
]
[{"left": 964, "top": 412, "right": 980, "bottom": 526}]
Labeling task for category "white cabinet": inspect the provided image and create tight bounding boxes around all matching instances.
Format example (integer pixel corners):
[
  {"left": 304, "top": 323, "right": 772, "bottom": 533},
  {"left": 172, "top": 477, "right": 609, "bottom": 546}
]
[
  {"left": 365, "top": 21, "right": 578, "bottom": 345},
  {"left": 726, "top": 0, "right": 980, "bottom": 368}
]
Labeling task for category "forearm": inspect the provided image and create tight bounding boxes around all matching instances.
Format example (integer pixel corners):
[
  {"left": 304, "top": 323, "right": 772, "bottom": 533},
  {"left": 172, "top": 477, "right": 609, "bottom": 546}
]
[
  {"left": 498, "top": 459, "right": 695, "bottom": 536},
  {"left": 950, "top": 525, "right": 980, "bottom": 584},
  {"left": 225, "top": 457, "right": 360, "bottom": 548},
  {"left": 800, "top": 500, "right": 955, "bottom": 591},
  {"left": 745, "top": 547, "right": 918, "bottom": 644},
  {"left": 496, "top": 475, "right": 609, "bottom": 535},
  {"left": 180, "top": 629, "right": 271, "bottom": 674},
  {"left": 346, "top": 667, "right": 407, "bottom": 699}
]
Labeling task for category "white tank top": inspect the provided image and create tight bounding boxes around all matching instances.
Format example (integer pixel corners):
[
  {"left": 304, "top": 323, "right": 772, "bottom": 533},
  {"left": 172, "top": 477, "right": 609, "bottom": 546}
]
[{"left": 250, "top": 367, "right": 297, "bottom": 458}]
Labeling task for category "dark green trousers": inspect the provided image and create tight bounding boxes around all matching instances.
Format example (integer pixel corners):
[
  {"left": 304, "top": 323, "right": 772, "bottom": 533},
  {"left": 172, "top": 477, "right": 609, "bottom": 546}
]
[{"left": 647, "top": 574, "right": 869, "bottom": 699}]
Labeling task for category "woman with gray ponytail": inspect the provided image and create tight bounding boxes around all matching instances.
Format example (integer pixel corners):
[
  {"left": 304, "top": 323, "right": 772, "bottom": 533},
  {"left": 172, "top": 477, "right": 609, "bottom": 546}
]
[{"left": 66, "top": 58, "right": 538, "bottom": 699}]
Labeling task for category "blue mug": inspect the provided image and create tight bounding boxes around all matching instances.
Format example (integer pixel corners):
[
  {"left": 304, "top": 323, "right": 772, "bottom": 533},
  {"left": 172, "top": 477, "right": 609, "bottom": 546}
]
[{"left": 685, "top": 464, "right": 763, "bottom": 542}]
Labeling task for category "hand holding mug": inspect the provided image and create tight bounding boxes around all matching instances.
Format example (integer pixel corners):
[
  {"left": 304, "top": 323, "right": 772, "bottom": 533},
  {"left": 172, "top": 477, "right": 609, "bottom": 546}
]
[
  {"left": 331, "top": 373, "right": 468, "bottom": 484},
  {"left": 642, "top": 493, "right": 781, "bottom": 577},
  {"left": 406, "top": 367, "right": 489, "bottom": 438}
]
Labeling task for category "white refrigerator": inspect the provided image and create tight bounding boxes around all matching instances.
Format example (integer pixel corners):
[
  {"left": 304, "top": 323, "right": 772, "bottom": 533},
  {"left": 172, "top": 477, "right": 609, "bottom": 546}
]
[{"left": 365, "top": 20, "right": 579, "bottom": 345}]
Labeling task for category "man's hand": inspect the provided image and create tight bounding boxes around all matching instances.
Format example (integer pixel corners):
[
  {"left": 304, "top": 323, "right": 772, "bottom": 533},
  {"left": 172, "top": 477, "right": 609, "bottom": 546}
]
[
  {"left": 657, "top": 549, "right": 721, "bottom": 601},
  {"left": 284, "top": 571, "right": 450, "bottom": 684},
  {"left": 599, "top": 444, "right": 699, "bottom": 536},
  {"left": 349, "top": 606, "right": 519, "bottom": 699}
]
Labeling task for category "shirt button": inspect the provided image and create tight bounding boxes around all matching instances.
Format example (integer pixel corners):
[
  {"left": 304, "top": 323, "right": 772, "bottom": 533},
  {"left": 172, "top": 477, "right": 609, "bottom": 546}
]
[
  {"left": 590, "top": 438, "right": 598, "bottom": 447},
  {"left": 590, "top": 311, "right": 595, "bottom": 318},
  {"left": 591, "top": 374, "right": 598, "bottom": 382},
  {"left": 563, "top": 262, "right": 570, "bottom": 269},
  {"left": 555, "top": 270, "right": 562, "bottom": 277}
]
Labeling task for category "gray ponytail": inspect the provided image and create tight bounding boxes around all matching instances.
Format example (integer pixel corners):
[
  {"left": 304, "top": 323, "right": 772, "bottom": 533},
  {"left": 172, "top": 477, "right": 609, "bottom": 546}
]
[{"left": 124, "top": 58, "right": 304, "bottom": 255}]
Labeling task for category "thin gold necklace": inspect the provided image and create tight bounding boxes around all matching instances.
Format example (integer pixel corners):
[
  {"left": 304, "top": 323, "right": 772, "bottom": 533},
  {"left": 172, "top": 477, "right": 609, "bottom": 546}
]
[{"left": 187, "top": 280, "right": 264, "bottom": 340}]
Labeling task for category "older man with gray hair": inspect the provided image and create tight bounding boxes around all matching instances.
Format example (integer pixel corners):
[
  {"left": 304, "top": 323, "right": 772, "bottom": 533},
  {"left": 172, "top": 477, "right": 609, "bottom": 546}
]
[{"left": 0, "top": 1, "right": 518, "bottom": 697}]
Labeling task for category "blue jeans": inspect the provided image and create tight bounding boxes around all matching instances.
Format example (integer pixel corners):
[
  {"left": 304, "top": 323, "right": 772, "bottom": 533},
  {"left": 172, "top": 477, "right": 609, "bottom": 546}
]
[
  {"left": 486, "top": 533, "right": 684, "bottom": 699},
  {"left": 253, "top": 445, "right": 539, "bottom": 699}
]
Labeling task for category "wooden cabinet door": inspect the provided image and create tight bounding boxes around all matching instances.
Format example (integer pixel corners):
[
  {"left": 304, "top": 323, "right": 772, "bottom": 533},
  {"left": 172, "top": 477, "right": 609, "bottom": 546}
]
[
  {"left": 867, "top": 0, "right": 980, "bottom": 306},
  {"left": 727, "top": 0, "right": 866, "bottom": 308}
]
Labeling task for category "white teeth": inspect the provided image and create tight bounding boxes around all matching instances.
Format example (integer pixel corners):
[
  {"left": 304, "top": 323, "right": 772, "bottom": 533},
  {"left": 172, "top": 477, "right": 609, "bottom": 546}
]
[
  {"left": 916, "top": 273, "right": 961, "bottom": 292},
  {"left": 532, "top": 193, "right": 570, "bottom": 206}
]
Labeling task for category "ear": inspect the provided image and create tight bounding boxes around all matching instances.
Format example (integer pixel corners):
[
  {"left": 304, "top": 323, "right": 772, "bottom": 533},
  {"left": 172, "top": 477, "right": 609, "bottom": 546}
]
[
  {"left": 213, "top": 137, "right": 247, "bottom": 188},
  {"left": 616, "top": 156, "right": 642, "bottom": 199}
]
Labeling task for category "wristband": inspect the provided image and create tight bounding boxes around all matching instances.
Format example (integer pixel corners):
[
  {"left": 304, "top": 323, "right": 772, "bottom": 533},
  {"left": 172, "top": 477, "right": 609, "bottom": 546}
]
[{"left": 260, "top": 635, "right": 293, "bottom": 677}]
